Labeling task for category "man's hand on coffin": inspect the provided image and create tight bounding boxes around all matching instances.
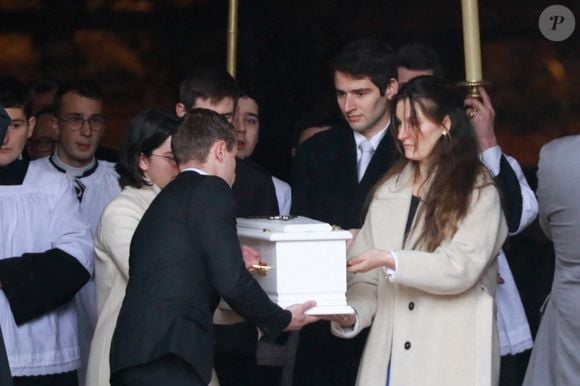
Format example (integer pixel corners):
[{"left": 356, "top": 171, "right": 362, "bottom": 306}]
[
  {"left": 285, "top": 300, "right": 320, "bottom": 331},
  {"left": 347, "top": 248, "right": 395, "bottom": 273}
]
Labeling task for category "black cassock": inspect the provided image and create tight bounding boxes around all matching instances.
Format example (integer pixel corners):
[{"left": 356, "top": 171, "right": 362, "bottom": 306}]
[
  {"left": 0, "top": 106, "right": 12, "bottom": 386},
  {"left": 0, "top": 105, "right": 13, "bottom": 385}
]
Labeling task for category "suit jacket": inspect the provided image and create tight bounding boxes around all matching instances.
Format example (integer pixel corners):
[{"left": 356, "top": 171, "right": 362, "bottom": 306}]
[
  {"left": 332, "top": 164, "right": 508, "bottom": 386},
  {"left": 292, "top": 122, "right": 398, "bottom": 229},
  {"left": 233, "top": 158, "right": 279, "bottom": 217},
  {"left": 523, "top": 135, "right": 580, "bottom": 386},
  {"left": 109, "top": 171, "right": 290, "bottom": 385}
]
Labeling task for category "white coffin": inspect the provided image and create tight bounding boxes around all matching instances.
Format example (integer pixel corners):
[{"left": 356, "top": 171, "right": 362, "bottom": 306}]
[{"left": 236, "top": 216, "right": 354, "bottom": 315}]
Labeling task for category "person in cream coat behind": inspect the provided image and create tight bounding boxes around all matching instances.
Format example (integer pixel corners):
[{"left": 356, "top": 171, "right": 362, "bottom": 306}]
[{"left": 85, "top": 109, "right": 189, "bottom": 386}]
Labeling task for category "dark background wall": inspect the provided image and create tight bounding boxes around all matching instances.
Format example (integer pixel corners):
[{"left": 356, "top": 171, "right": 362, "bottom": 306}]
[
  {"left": 0, "top": 2, "right": 575, "bottom": 384},
  {"left": 0, "top": 0, "right": 577, "bottom": 180}
]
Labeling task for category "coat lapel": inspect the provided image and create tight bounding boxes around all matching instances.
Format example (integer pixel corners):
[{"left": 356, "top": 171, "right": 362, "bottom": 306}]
[
  {"left": 338, "top": 125, "right": 359, "bottom": 187},
  {"left": 331, "top": 126, "right": 360, "bottom": 217}
]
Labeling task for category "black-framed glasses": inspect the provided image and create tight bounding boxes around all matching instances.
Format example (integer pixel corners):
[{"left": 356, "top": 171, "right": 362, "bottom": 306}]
[
  {"left": 59, "top": 115, "right": 105, "bottom": 132},
  {"left": 150, "top": 153, "right": 176, "bottom": 165}
]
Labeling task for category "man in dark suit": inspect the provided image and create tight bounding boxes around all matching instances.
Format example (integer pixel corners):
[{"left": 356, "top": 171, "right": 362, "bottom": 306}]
[
  {"left": 175, "top": 68, "right": 283, "bottom": 385},
  {"left": 292, "top": 38, "right": 399, "bottom": 230},
  {"left": 109, "top": 109, "right": 317, "bottom": 386},
  {"left": 291, "top": 38, "right": 399, "bottom": 386}
]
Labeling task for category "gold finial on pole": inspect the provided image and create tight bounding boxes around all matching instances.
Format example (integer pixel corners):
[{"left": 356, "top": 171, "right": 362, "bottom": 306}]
[
  {"left": 458, "top": 0, "right": 488, "bottom": 98},
  {"left": 227, "top": 0, "right": 239, "bottom": 78}
]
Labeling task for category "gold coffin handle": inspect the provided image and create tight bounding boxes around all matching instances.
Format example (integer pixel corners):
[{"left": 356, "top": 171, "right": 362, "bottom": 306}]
[{"left": 252, "top": 263, "right": 271, "bottom": 276}]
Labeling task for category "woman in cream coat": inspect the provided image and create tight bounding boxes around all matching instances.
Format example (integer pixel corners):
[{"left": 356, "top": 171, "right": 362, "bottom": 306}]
[
  {"left": 86, "top": 109, "right": 185, "bottom": 386},
  {"left": 331, "top": 77, "right": 508, "bottom": 386}
]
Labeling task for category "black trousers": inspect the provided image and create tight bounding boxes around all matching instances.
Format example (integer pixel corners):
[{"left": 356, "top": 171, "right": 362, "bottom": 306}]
[
  {"left": 13, "top": 371, "right": 78, "bottom": 386},
  {"left": 213, "top": 322, "right": 259, "bottom": 386},
  {"left": 293, "top": 321, "right": 369, "bottom": 386},
  {"left": 111, "top": 354, "right": 204, "bottom": 386}
]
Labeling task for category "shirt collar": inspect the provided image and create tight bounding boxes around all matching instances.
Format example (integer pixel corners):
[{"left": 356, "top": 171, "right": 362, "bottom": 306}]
[
  {"left": 353, "top": 121, "right": 390, "bottom": 151},
  {"left": 180, "top": 167, "right": 208, "bottom": 175},
  {"left": 50, "top": 151, "right": 98, "bottom": 178}
]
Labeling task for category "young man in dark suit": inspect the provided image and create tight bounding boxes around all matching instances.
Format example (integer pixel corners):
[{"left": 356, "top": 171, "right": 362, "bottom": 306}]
[
  {"left": 175, "top": 68, "right": 284, "bottom": 385},
  {"left": 292, "top": 38, "right": 399, "bottom": 231},
  {"left": 291, "top": 38, "right": 399, "bottom": 386},
  {"left": 109, "top": 109, "right": 317, "bottom": 386}
]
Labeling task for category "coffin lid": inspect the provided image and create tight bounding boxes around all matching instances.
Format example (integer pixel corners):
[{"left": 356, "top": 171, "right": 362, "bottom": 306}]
[{"left": 236, "top": 215, "right": 333, "bottom": 233}]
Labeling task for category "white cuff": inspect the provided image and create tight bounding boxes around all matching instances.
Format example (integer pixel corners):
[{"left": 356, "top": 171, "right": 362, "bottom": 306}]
[
  {"left": 479, "top": 146, "right": 502, "bottom": 176},
  {"left": 330, "top": 312, "right": 360, "bottom": 339},
  {"left": 382, "top": 250, "right": 398, "bottom": 279}
]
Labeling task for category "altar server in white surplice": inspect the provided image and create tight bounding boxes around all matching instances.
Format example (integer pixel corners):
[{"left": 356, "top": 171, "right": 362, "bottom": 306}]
[
  {"left": 464, "top": 88, "right": 537, "bottom": 356},
  {"left": 37, "top": 79, "right": 120, "bottom": 385},
  {"left": 0, "top": 76, "right": 93, "bottom": 385}
]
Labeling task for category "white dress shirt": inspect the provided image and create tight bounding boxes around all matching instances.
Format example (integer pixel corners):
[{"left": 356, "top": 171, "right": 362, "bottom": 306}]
[{"left": 353, "top": 125, "right": 388, "bottom": 180}]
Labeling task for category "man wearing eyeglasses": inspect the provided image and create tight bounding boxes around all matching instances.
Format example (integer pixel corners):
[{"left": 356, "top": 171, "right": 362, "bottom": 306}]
[
  {"left": 38, "top": 79, "right": 121, "bottom": 386},
  {"left": 25, "top": 107, "right": 58, "bottom": 159},
  {"left": 24, "top": 79, "right": 60, "bottom": 160},
  {"left": 176, "top": 67, "right": 282, "bottom": 386}
]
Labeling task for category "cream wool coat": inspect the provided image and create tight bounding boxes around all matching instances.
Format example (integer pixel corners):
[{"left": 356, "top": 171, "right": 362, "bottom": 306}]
[
  {"left": 332, "top": 165, "right": 508, "bottom": 386},
  {"left": 85, "top": 184, "right": 159, "bottom": 386}
]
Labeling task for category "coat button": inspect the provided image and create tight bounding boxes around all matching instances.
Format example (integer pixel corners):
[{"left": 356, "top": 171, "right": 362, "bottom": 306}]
[
  {"left": 408, "top": 302, "right": 415, "bottom": 310},
  {"left": 404, "top": 341, "right": 411, "bottom": 350}
]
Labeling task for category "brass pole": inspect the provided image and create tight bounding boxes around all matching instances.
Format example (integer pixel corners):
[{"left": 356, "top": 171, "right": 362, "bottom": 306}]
[
  {"left": 458, "top": 0, "right": 489, "bottom": 98},
  {"left": 461, "top": 0, "right": 482, "bottom": 82},
  {"left": 227, "top": 0, "right": 238, "bottom": 78}
]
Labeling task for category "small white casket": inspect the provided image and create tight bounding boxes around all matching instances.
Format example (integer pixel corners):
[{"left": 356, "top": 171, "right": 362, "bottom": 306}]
[{"left": 236, "top": 216, "right": 354, "bottom": 315}]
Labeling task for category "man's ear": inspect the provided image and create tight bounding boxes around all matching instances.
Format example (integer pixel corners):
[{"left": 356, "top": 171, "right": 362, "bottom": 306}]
[
  {"left": 52, "top": 116, "right": 61, "bottom": 137},
  {"left": 48, "top": 115, "right": 59, "bottom": 136},
  {"left": 175, "top": 103, "right": 186, "bottom": 118},
  {"left": 385, "top": 78, "right": 399, "bottom": 101},
  {"left": 213, "top": 140, "right": 227, "bottom": 163},
  {"left": 26, "top": 116, "right": 36, "bottom": 139}
]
